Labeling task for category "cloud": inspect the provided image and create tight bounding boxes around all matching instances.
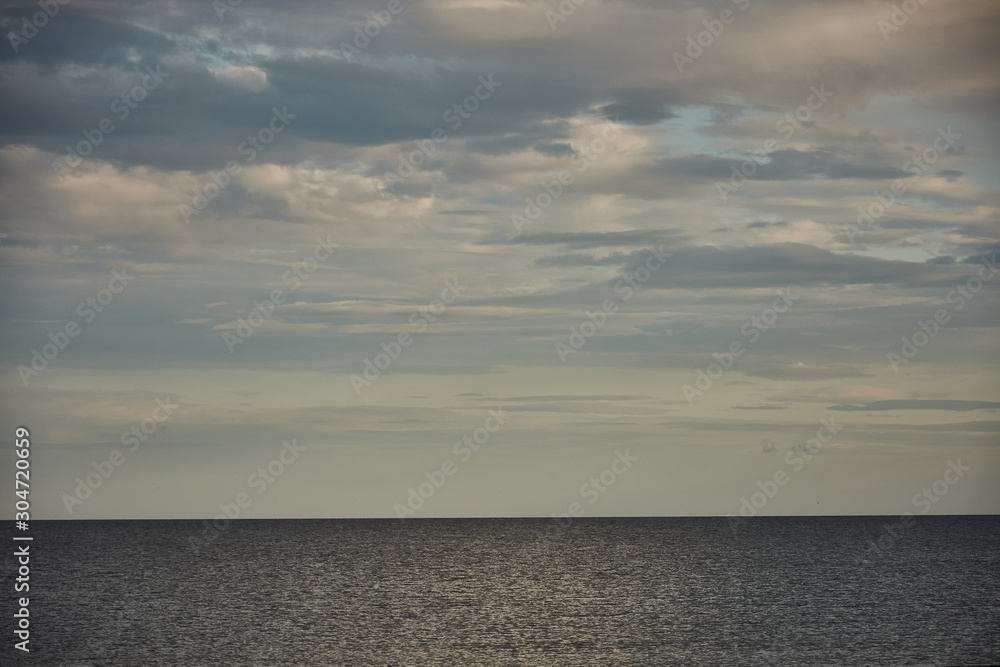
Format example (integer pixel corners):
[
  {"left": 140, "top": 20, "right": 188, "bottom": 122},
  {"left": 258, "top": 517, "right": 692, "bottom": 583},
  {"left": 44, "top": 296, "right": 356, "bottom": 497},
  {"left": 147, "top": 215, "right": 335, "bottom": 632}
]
[
  {"left": 732, "top": 405, "right": 789, "bottom": 410},
  {"left": 745, "top": 362, "right": 872, "bottom": 381},
  {"left": 539, "top": 243, "right": 958, "bottom": 288},
  {"left": 486, "top": 229, "right": 687, "bottom": 249},
  {"left": 480, "top": 394, "right": 658, "bottom": 402},
  {"left": 654, "top": 148, "right": 907, "bottom": 183},
  {"left": 1, "top": 0, "right": 998, "bottom": 519},
  {"left": 817, "top": 386, "right": 908, "bottom": 403},
  {"left": 828, "top": 400, "right": 1000, "bottom": 412}
]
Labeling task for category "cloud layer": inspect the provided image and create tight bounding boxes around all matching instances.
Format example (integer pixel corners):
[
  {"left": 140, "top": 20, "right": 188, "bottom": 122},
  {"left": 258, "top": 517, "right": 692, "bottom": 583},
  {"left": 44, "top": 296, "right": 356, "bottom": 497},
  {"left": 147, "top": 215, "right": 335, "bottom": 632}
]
[{"left": 0, "top": 0, "right": 998, "bottom": 519}]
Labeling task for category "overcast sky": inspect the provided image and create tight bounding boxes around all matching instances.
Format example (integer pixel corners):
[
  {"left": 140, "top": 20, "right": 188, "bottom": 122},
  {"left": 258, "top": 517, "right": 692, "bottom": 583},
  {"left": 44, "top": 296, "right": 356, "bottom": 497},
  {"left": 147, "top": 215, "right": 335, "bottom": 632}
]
[{"left": 1, "top": 0, "right": 998, "bottom": 519}]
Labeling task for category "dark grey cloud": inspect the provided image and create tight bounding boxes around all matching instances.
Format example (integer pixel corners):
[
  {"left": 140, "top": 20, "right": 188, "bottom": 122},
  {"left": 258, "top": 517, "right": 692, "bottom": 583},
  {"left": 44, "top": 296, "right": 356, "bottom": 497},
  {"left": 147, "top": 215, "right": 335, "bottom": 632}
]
[
  {"left": 532, "top": 141, "right": 575, "bottom": 158},
  {"left": 0, "top": 6, "right": 174, "bottom": 67},
  {"left": 745, "top": 364, "right": 872, "bottom": 381},
  {"left": 539, "top": 243, "right": 956, "bottom": 288},
  {"left": 828, "top": 400, "right": 1000, "bottom": 412},
  {"left": 466, "top": 133, "right": 568, "bottom": 157},
  {"left": 2, "top": 0, "right": 996, "bottom": 182},
  {"left": 486, "top": 229, "right": 686, "bottom": 250},
  {"left": 656, "top": 148, "right": 907, "bottom": 183},
  {"left": 902, "top": 421, "right": 1000, "bottom": 432},
  {"left": 336, "top": 364, "right": 504, "bottom": 376},
  {"left": 0, "top": 7, "right": 567, "bottom": 169},
  {"left": 480, "top": 394, "right": 657, "bottom": 402},
  {"left": 598, "top": 94, "right": 677, "bottom": 126},
  {"left": 435, "top": 210, "right": 495, "bottom": 216},
  {"left": 963, "top": 245, "right": 1000, "bottom": 266}
]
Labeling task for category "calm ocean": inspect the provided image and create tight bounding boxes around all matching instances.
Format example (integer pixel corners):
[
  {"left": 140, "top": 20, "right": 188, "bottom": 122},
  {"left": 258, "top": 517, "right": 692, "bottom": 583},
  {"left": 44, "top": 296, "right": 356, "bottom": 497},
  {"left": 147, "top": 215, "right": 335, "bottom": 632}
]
[{"left": 13, "top": 516, "right": 1000, "bottom": 665}]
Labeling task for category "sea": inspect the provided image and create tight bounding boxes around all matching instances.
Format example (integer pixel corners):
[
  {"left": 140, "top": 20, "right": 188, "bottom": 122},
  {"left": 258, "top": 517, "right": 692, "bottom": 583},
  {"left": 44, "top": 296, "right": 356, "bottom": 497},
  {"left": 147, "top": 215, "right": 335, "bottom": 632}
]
[{"left": 11, "top": 516, "right": 1000, "bottom": 665}]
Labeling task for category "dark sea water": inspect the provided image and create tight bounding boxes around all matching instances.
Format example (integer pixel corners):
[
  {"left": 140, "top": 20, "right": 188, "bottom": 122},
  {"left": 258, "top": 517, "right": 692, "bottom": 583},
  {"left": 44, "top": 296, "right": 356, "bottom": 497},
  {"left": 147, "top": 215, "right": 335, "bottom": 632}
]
[{"left": 11, "top": 516, "right": 1000, "bottom": 665}]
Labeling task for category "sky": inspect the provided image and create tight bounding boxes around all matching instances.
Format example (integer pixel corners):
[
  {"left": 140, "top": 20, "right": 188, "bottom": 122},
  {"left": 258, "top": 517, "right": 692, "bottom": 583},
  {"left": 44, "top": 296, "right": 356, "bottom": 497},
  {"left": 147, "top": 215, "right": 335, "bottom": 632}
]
[{"left": 1, "top": 0, "right": 998, "bottom": 520}]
